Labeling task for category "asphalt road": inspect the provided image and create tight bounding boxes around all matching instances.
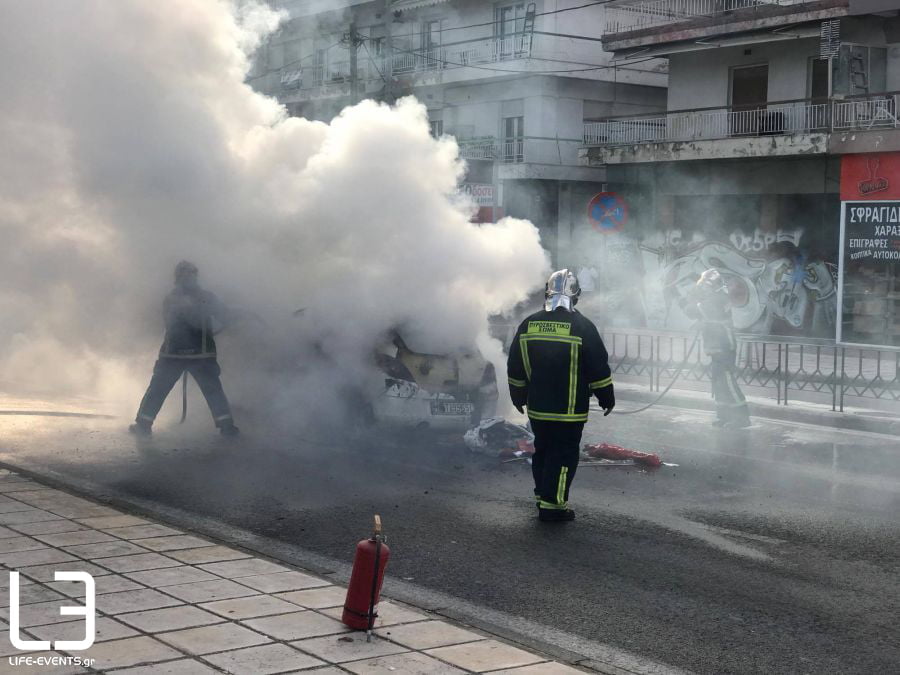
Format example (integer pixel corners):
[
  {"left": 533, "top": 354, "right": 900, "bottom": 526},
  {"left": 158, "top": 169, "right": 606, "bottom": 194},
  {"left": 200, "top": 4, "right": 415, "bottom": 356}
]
[{"left": 1, "top": 403, "right": 898, "bottom": 675}]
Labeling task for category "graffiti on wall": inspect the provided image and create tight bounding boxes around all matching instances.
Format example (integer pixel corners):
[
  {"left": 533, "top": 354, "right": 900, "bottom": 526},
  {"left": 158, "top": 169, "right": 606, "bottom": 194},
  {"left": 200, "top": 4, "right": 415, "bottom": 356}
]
[
  {"left": 660, "top": 242, "right": 837, "bottom": 336},
  {"left": 573, "top": 229, "right": 838, "bottom": 337},
  {"left": 728, "top": 227, "right": 804, "bottom": 253}
]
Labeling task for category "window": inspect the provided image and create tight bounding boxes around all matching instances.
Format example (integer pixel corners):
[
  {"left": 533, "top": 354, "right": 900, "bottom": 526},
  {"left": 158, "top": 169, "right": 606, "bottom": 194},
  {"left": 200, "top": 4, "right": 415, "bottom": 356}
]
[
  {"left": 494, "top": 3, "right": 527, "bottom": 59},
  {"left": 832, "top": 45, "right": 887, "bottom": 96},
  {"left": 503, "top": 116, "right": 524, "bottom": 163},
  {"left": 313, "top": 46, "right": 327, "bottom": 86},
  {"left": 729, "top": 64, "right": 769, "bottom": 136},
  {"left": 429, "top": 119, "right": 443, "bottom": 138},
  {"left": 730, "top": 64, "right": 768, "bottom": 109},
  {"left": 420, "top": 19, "right": 442, "bottom": 71},
  {"left": 808, "top": 57, "right": 830, "bottom": 101}
]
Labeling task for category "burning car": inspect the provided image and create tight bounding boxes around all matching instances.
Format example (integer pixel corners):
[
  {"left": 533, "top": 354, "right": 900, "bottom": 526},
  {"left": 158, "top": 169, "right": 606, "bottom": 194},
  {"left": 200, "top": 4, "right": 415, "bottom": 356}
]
[{"left": 370, "top": 333, "right": 498, "bottom": 430}]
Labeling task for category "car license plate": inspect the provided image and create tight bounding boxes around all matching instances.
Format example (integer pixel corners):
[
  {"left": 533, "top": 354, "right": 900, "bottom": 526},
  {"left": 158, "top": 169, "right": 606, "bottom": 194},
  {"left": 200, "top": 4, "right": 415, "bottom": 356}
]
[{"left": 430, "top": 401, "right": 474, "bottom": 416}]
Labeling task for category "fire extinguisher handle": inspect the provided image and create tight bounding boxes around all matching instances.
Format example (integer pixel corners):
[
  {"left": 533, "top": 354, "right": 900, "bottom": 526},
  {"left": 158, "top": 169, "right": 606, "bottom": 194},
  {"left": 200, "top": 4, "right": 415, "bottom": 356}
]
[{"left": 373, "top": 514, "right": 382, "bottom": 538}]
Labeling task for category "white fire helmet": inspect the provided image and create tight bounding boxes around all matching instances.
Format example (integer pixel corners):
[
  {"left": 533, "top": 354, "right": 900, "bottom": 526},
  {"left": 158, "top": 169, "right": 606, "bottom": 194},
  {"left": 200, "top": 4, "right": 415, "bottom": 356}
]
[{"left": 544, "top": 269, "right": 581, "bottom": 312}]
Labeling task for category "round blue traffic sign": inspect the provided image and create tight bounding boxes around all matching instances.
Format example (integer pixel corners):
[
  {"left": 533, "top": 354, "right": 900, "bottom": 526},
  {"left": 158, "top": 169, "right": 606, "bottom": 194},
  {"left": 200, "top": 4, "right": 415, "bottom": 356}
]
[{"left": 588, "top": 192, "right": 628, "bottom": 233}]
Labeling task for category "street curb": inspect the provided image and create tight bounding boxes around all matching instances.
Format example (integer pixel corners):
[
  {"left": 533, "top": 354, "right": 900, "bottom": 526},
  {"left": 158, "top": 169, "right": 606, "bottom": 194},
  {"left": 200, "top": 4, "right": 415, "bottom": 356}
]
[
  {"left": 0, "top": 458, "right": 669, "bottom": 675},
  {"left": 617, "top": 388, "right": 900, "bottom": 437}
]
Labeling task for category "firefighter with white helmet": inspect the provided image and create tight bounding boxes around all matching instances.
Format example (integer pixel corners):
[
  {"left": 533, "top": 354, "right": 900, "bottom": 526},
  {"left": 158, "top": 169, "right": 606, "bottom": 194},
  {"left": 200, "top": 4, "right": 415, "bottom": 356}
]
[
  {"left": 507, "top": 269, "right": 614, "bottom": 522},
  {"left": 685, "top": 268, "right": 751, "bottom": 429},
  {"left": 130, "top": 261, "right": 239, "bottom": 437}
]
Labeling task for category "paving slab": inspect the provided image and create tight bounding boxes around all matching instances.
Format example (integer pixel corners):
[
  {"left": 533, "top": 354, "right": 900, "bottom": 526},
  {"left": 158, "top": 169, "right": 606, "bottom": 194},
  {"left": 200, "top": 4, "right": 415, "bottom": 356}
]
[
  {"left": 202, "top": 642, "right": 326, "bottom": 674},
  {"left": 96, "top": 588, "right": 183, "bottom": 614},
  {"left": 198, "top": 558, "right": 290, "bottom": 578},
  {"left": 116, "top": 605, "right": 224, "bottom": 633},
  {"left": 166, "top": 545, "right": 253, "bottom": 564},
  {"left": 25, "top": 616, "right": 139, "bottom": 644},
  {"left": 98, "top": 552, "right": 182, "bottom": 573},
  {"left": 0, "top": 510, "right": 64, "bottom": 525},
  {"left": 343, "top": 651, "right": 468, "bottom": 674},
  {"left": 425, "top": 641, "right": 545, "bottom": 672},
  {"left": 134, "top": 535, "right": 214, "bottom": 552},
  {"left": 157, "top": 621, "right": 271, "bottom": 655},
  {"left": 200, "top": 594, "right": 302, "bottom": 620},
  {"left": 112, "top": 660, "right": 221, "bottom": 675},
  {"left": 292, "top": 634, "right": 409, "bottom": 664},
  {"left": 75, "top": 515, "right": 148, "bottom": 529},
  {"left": 34, "top": 530, "right": 119, "bottom": 547},
  {"left": 489, "top": 663, "right": 590, "bottom": 674},
  {"left": 47, "top": 573, "right": 143, "bottom": 597},
  {"left": 63, "top": 540, "right": 148, "bottom": 559},
  {"left": 376, "top": 620, "right": 484, "bottom": 650},
  {"left": 162, "top": 578, "right": 260, "bottom": 603},
  {"left": 242, "top": 610, "right": 349, "bottom": 641},
  {"left": 75, "top": 635, "right": 182, "bottom": 670},
  {"left": 124, "top": 565, "right": 219, "bottom": 587},
  {"left": 18, "top": 561, "right": 110, "bottom": 582},
  {"left": 8, "top": 520, "right": 88, "bottom": 536},
  {"left": 237, "top": 571, "right": 331, "bottom": 593},
  {"left": 104, "top": 524, "right": 182, "bottom": 540},
  {"left": 275, "top": 586, "right": 346, "bottom": 609}
]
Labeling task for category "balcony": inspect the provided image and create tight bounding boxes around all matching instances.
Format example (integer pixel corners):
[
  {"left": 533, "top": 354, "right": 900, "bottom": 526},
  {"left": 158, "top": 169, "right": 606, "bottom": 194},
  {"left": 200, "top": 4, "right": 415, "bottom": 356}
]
[
  {"left": 605, "top": 0, "right": 782, "bottom": 34},
  {"left": 584, "top": 93, "right": 899, "bottom": 145},
  {"left": 602, "top": 0, "right": 847, "bottom": 52},
  {"left": 451, "top": 137, "right": 525, "bottom": 163},
  {"left": 582, "top": 92, "right": 899, "bottom": 163},
  {"left": 276, "top": 34, "right": 533, "bottom": 100}
]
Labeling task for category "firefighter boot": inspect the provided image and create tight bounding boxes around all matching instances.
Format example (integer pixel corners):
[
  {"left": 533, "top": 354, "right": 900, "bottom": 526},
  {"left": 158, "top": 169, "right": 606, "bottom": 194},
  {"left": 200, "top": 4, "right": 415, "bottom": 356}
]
[
  {"left": 219, "top": 422, "right": 240, "bottom": 437},
  {"left": 539, "top": 507, "right": 576, "bottom": 522},
  {"left": 128, "top": 420, "right": 152, "bottom": 436}
]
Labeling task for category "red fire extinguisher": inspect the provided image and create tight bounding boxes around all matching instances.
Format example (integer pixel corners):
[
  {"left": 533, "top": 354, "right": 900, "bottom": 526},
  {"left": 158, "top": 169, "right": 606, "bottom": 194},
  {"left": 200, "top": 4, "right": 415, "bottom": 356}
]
[{"left": 342, "top": 515, "right": 390, "bottom": 640}]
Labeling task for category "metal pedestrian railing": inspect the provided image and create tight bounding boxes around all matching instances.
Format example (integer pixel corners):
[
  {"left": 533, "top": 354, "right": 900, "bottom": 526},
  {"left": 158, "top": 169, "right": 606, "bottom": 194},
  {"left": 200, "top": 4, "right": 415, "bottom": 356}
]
[
  {"left": 600, "top": 329, "right": 900, "bottom": 412},
  {"left": 583, "top": 93, "right": 900, "bottom": 147}
]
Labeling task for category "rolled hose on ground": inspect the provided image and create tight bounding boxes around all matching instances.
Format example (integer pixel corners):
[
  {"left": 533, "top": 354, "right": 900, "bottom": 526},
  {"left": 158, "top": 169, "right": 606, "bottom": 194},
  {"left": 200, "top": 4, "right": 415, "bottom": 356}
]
[{"left": 606, "top": 331, "right": 702, "bottom": 415}]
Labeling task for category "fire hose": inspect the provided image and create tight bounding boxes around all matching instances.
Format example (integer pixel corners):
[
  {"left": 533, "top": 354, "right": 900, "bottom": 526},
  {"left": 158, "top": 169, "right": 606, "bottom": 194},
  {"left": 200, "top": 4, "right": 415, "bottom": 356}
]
[{"left": 607, "top": 330, "right": 701, "bottom": 415}]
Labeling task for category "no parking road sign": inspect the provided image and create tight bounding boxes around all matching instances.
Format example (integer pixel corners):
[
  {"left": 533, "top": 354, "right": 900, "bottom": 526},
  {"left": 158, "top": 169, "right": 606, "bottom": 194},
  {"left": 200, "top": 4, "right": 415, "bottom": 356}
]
[{"left": 588, "top": 192, "right": 627, "bottom": 233}]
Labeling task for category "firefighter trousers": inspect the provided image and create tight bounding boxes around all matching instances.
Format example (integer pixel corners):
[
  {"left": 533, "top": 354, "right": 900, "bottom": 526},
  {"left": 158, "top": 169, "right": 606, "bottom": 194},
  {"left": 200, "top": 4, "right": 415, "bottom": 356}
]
[
  {"left": 530, "top": 420, "right": 584, "bottom": 510},
  {"left": 710, "top": 352, "right": 750, "bottom": 424},
  {"left": 136, "top": 357, "right": 234, "bottom": 428}
]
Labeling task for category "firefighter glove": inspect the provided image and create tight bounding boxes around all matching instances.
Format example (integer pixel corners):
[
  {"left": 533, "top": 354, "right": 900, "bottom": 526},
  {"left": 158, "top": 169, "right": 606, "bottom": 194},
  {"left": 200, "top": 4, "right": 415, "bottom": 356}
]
[{"left": 595, "top": 387, "right": 615, "bottom": 416}]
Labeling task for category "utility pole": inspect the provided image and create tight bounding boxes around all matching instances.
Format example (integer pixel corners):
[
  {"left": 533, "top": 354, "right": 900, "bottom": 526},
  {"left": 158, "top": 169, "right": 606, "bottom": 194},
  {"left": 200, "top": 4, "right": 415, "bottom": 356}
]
[
  {"left": 382, "top": 0, "right": 394, "bottom": 103},
  {"left": 349, "top": 15, "right": 359, "bottom": 104}
]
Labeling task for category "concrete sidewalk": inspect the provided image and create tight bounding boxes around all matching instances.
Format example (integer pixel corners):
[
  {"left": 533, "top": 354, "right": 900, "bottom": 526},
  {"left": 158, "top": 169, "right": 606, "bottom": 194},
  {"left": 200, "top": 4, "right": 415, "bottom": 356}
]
[
  {"left": 615, "top": 381, "right": 900, "bottom": 436},
  {"left": 0, "top": 469, "right": 588, "bottom": 675}
]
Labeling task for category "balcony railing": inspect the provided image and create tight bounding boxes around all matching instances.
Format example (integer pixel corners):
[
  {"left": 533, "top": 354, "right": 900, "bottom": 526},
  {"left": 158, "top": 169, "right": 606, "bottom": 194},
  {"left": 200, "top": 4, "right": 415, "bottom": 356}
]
[
  {"left": 279, "top": 34, "right": 534, "bottom": 94},
  {"left": 456, "top": 138, "right": 498, "bottom": 160},
  {"left": 604, "top": 0, "right": 807, "bottom": 34},
  {"left": 451, "top": 137, "right": 525, "bottom": 163},
  {"left": 583, "top": 93, "right": 900, "bottom": 147}
]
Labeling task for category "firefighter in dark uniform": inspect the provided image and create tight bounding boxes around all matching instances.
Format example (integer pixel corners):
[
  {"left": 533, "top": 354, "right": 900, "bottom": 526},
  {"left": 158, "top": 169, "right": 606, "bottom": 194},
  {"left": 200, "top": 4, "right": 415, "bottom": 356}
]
[
  {"left": 507, "top": 269, "right": 615, "bottom": 522},
  {"left": 684, "top": 268, "right": 751, "bottom": 429},
  {"left": 130, "top": 261, "right": 239, "bottom": 437}
]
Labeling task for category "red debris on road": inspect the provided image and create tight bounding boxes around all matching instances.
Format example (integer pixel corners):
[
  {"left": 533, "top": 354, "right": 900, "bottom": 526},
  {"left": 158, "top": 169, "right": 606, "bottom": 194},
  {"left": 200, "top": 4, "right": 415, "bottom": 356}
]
[{"left": 583, "top": 442, "right": 662, "bottom": 468}]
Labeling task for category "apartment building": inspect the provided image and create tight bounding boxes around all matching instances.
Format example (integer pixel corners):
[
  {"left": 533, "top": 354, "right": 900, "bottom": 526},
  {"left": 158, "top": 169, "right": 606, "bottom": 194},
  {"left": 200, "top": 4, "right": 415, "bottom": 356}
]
[
  {"left": 579, "top": 0, "right": 900, "bottom": 345},
  {"left": 250, "top": 0, "right": 666, "bottom": 261}
]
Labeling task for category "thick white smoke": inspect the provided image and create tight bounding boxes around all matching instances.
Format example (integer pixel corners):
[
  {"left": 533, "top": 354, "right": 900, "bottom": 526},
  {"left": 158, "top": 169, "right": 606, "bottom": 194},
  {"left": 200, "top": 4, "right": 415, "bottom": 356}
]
[{"left": 0, "top": 1, "right": 549, "bottom": 424}]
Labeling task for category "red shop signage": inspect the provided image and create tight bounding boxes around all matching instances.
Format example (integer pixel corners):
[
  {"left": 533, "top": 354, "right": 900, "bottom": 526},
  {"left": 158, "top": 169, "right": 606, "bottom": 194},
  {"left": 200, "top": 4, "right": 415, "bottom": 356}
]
[{"left": 840, "top": 153, "right": 900, "bottom": 201}]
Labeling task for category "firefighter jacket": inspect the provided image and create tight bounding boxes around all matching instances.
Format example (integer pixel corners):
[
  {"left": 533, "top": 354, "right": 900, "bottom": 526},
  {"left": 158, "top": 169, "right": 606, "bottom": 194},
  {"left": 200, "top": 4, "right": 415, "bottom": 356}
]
[
  {"left": 507, "top": 308, "right": 613, "bottom": 423},
  {"left": 683, "top": 286, "right": 737, "bottom": 356},
  {"left": 159, "top": 288, "right": 229, "bottom": 359}
]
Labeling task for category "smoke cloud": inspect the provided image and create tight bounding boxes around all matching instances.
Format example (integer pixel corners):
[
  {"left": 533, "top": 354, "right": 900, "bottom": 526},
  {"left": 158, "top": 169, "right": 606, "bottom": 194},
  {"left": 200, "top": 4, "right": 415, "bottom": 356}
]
[{"left": 0, "top": 1, "right": 550, "bottom": 424}]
